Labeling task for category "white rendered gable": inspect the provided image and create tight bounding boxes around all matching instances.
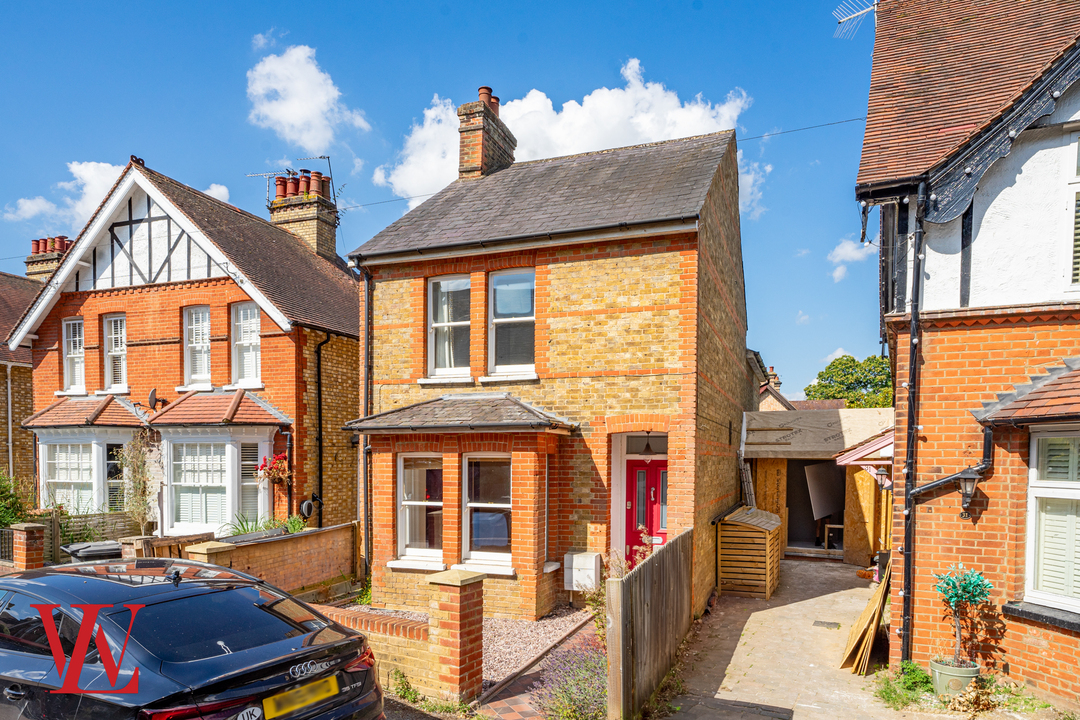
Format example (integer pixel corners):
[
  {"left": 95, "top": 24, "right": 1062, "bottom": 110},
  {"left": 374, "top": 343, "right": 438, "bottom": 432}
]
[{"left": 8, "top": 167, "right": 292, "bottom": 352}]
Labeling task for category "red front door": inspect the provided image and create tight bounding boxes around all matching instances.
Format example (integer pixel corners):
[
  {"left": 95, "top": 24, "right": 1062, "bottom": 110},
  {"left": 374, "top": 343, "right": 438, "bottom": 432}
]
[{"left": 626, "top": 459, "right": 668, "bottom": 565}]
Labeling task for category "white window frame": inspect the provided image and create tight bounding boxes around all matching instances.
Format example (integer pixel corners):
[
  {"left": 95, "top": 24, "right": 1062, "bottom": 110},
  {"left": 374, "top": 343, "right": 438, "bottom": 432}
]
[
  {"left": 103, "top": 314, "right": 127, "bottom": 393},
  {"left": 427, "top": 275, "right": 471, "bottom": 378},
  {"left": 396, "top": 453, "right": 444, "bottom": 561},
  {"left": 183, "top": 306, "right": 212, "bottom": 390},
  {"left": 159, "top": 429, "right": 272, "bottom": 536},
  {"left": 231, "top": 302, "right": 262, "bottom": 388},
  {"left": 63, "top": 318, "right": 85, "bottom": 393},
  {"left": 462, "top": 453, "right": 513, "bottom": 565},
  {"left": 1026, "top": 428, "right": 1080, "bottom": 615},
  {"left": 487, "top": 269, "right": 536, "bottom": 376},
  {"left": 36, "top": 430, "right": 136, "bottom": 516},
  {"left": 42, "top": 443, "right": 94, "bottom": 513}
]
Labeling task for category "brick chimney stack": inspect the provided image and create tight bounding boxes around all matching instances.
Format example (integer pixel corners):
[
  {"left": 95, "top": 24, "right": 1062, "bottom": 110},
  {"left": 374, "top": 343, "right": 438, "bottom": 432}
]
[
  {"left": 25, "top": 236, "right": 71, "bottom": 283},
  {"left": 268, "top": 168, "right": 340, "bottom": 260},
  {"left": 458, "top": 86, "right": 517, "bottom": 180},
  {"left": 766, "top": 366, "right": 782, "bottom": 389}
]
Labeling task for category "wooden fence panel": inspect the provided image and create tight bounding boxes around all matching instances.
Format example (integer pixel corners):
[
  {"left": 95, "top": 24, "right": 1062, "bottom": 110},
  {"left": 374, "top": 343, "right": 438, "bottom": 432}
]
[
  {"left": 606, "top": 528, "right": 694, "bottom": 720},
  {"left": 30, "top": 511, "right": 145, "bottom": 563}
]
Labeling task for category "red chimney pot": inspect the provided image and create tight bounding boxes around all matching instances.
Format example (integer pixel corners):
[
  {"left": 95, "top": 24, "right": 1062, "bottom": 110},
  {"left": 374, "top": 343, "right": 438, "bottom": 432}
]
[
  {"left": 299, "top": 169, "right": 310, "bottom": 195},
  {"left": 275, "top": 176, "right": 287, "bottom": 200},
  {"left": 490, "top": 96, "right": 500, "bottom": 116},
  {"left": 31, "top": 239, "right": 40, "bottom": 254},
  {"left": 47, "top": 237, "right": 56, "bottom": 253},
  {"left": 310, "top": 171, "right": 323, "bottom": 197},
  {"left": 286, "top": 176, "right": 299, "bottom": 198},
  {"left": 478, "top": 86, "right": 492, "bottom": 106}
]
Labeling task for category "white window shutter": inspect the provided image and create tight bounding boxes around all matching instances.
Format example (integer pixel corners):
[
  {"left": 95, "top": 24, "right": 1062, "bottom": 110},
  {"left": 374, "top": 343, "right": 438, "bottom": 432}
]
[{"left": 1036, "top": 498, "right": 1078, "bottom": 598}]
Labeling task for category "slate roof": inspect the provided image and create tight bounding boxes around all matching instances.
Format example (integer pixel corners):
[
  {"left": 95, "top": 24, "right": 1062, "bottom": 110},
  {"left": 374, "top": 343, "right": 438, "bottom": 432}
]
[
  {"left": 974, "top": 358, "right": 1080, "bottom": 425},
  {"left": 0, "top": 272, "right": 40, "bottom": 364},
  {"left": 23, "top": 395, "right": 147, "bottom": 428},
  {"left": 137, "top": 165, "right": 360, "bottom": 338},
  {"left": 148, "top": 389, "right": 291, "bottom": 427},
  {"left": 345, "top": 393, "right": 577, "bottom": 433},
  {"left": 349, "top": 131, "right": 734, "bottom": 260},
  {"left": 858, "top": 0, "right": 1080, "bottom": 190}
]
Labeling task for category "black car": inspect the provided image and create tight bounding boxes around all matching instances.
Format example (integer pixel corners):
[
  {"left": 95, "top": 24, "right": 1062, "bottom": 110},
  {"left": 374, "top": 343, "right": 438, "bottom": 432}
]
[{"left": 0, "top": 558, "right": 384, "bottom": 720}]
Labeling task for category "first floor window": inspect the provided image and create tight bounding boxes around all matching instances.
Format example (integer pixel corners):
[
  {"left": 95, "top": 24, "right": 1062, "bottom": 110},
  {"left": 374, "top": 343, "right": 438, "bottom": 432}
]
[
  {"left": 232, "top": 303, "right": 261, "bottom": 385},
  {"left": 240, "top": 443, "right": 260, "bottom": 521},
  {"left": 104, "top": 314, "right": 126, "bottom": 390},
  {"left": 429, "top": 276, "right": 470, "bottom": 375},
  {"left": 185, "top": 307, "right": 211, "bottom": 386},
  {"left": 172, "top": 443, "right": 227, "bottom": 527},
  {"left": 106, "top": 443, "right": 124, "bottom": 512},
  {"left": 399, "top": 456, "right": 443, "bottom": 557},
  {"left": 44, "top": 444, "right": 93, "bottom": 512},
  {"left": 489, "top": 270, "right": 535, "bottom": 373},
  {"left": 63, "top": 318, "right": 84, "bottom": 391},
  {"left": 464, "top": 457, "right": 512, "bottom": 561},
  {"left": 1029, "top": 435, "right": 1080, "bottom": 613}
]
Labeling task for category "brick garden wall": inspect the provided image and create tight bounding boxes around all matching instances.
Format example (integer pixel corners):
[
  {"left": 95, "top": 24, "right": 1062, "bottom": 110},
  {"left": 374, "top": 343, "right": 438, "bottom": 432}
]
[
  {"left": 226, "top": 523, "right": 359, "bottom": 593},
  {"left": 888, "top": 305, "right": 1080, "bottom": 708}
]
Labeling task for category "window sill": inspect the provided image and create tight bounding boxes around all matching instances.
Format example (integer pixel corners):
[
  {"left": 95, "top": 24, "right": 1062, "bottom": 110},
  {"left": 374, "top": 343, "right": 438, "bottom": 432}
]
[
  {"left": 478, "top": 373, "right": 539, "bottom": 384},
  {"left": 223, "top": 382, "right": 265, "bottom": 391},
  {"left": 417, "top": 377, "right": 475, "bottom": 386},
  {"left": 1002, "top": 601, "right": 1080, "bottom": 634},
  {"left": 54, "top": 389, "right": 87, "bottom": 397},
  {"left": 175, "top": 383, "right": 213, "bottom": 393},
  {"left": 451, "top": 562, "right": 516, "bottom": 576},
  {"left": 543, "top": 561, "right": 561, "bottom": 574},
  {"left": 94, "top": 387, "right": 130, "bottom": 396},
  {"left": 387, "top": 559, "right": 447, "bottom": 572}
]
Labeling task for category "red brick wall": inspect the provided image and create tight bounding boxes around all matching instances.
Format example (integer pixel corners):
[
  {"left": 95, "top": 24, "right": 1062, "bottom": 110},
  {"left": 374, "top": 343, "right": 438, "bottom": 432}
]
[
  {"left": 889, "top": 307, "right": 1080, "bottom": 707},
  {"left": 228, "top": 523, "right": 358, "bottom": 593}
]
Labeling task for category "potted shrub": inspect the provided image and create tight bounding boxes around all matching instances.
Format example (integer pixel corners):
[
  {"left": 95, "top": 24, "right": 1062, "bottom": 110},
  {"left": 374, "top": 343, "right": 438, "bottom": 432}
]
[{"left": 929, "top": 563, "right": 993, "bottom": 696}]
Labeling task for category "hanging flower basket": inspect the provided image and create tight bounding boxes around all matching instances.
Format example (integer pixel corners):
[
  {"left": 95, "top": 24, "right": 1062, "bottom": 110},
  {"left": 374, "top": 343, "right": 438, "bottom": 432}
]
[{"left": 258, "top": 453, "right": 291, "bottom": 486}]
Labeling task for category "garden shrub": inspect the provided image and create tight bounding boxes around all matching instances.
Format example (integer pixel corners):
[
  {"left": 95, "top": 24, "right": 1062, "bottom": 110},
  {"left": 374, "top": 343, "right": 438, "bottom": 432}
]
[{"left": 533, "top": 635, "right": 607, "bottom": 720}]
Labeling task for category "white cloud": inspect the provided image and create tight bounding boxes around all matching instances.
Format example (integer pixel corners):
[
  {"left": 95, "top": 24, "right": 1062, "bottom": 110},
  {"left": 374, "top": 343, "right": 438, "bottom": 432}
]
[
  {"left": 374, "top": 59, "right": 758, "bottom": 211},
  {"left": 787, "top": 389, "right": 807, "bottom": 401},
  {"left": 252, "top": 28, "right": 282, "bottom": 50},
  {"left": 795, "top": 248, "right": 810, "bottom": 258},
  {"left": 823, "top": 347, "right": 847, "bottom": 363},
  {"left": 827, "top": 237, "right": 875, "bottom": 283},
  {"left": 737, "top": 150, "right": 771, "bottom": 220},
  {"left": 796, "top": 310, "right": 810, "bottom": 325},
  {"left": 202, "top": 184, "right": 230, "bottom": 202},
  {"left": 351, "top": 158, "right": 365, "bottom": 176},
  {"left": 247, "top": 45, "right": 370, "bottom": 155},
  {"left": 3, "top": 196, "right": 57, "bottom": 222}
]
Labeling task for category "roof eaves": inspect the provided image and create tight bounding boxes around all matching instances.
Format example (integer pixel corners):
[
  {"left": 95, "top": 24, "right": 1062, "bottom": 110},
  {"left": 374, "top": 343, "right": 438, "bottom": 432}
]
[{"left": 973, "top": 357, "right": 1080, "bottom": 424}]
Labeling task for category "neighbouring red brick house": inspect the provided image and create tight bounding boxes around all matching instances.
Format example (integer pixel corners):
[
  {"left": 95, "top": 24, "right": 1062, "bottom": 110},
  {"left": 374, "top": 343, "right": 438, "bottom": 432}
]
[
  {"left": 345, "top": 87, "right": 757, "bottom": 620},
  {"left": 858, "top": 2, "right": 1080, "bottom": 706},
  {"left": 0, "top": 272, "right": 39, "bottom": 486},
  {"left": 6, "top": 157, "right": 359, "bottom": 534}
]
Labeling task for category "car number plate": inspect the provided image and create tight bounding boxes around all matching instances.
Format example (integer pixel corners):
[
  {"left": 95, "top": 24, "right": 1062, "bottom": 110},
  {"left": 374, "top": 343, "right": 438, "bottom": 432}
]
[{"left": 263, "top": 675, "right": 339, "bottom": 719}]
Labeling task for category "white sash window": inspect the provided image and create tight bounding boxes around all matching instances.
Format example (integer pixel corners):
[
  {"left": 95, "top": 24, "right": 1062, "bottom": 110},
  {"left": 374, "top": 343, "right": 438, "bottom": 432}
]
[
  {"left": 171, "top": 443, "right": 227, "bottom": 527},
  {"left": 398, "top": 455, "right": 444, "bottom": 560},
  {"left": 428, "top": 277, "right": 471, "bottom": 377},
  {"left": 463, "top": 455, "right": 512, "bottom": 564},
  {"left": 185, "top": 307, "right": 211, "bottom": 387},
  {"left": 488, "top": 270, "right": 535, "bottom": 375},
  {"left": 1027, "top": 434, "right": 1080, "bottom": 614},
  {"left": 44, "top": 444, "right": 94, "bottom": 512},
  {"left": 232, "top": 303, "right": 261, "bottom": 386},
  {"left": 239, "top": 443, "right": 260, "bottom": 522},
  {"left": 104, "top": 315, "right": 127, "bottom": 391},
  {"left": 63, "top": 319, "right": 85, "bottom": 392}
]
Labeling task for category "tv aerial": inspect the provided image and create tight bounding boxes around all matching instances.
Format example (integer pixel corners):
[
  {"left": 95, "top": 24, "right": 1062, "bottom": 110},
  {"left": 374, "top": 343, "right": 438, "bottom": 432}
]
[{"left": 833, "top": 0, "right": 877, "bottom": 39}]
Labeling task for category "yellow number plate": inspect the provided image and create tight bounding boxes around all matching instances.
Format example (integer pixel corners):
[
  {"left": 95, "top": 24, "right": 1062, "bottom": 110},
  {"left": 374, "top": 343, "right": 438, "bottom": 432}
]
[{"left": 263, "top": 675, "right": 339, "bottom": 719}]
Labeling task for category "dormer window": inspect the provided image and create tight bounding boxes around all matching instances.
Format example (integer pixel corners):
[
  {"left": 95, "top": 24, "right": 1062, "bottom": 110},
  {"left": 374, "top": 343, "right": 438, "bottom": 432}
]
[
  {"left": 63, "top": 318, "right": 85, "bottom": 393},
  {"left": 232, "top": 303, "right": 261, "bottom": 386},
  {"left": 103, "top": 314, "right": 127, "bottom": 392},
  {"left": 489, "top": 269, "right": 535, "bottom": 375},
  {"left": 185, "top": 306, "right": 211, "bottom": 388},
  {"left": 428, "top": 276, "right": 471, "bottom": 376}
]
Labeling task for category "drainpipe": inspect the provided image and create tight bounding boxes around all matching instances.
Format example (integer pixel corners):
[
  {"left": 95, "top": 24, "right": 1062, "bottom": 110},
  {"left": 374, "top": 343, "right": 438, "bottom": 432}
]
[
  {"left": 359, "top": 265, "right": 374, "bottom": 573},
  {"left": 899, "top": 181, "right": 927, "bottom": 663},
  {"left": 315, "top": 333, "right": 332, "bottom": 529},
  {"left": 4, "top": 362, "right": 13, "bottom": 476},
  {"left": 281, "top": 430, "right": 293, "bottom": 516}
]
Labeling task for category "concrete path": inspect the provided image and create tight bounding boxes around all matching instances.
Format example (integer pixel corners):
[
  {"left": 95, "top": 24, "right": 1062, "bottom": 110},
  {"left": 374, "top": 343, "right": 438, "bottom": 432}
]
[{"left": 668, "top": 559, "right": 938, "bottom": 720}]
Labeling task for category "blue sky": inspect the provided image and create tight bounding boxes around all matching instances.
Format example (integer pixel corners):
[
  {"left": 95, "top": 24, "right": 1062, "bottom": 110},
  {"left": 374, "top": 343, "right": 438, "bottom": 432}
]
[{"left": 0, "top": 1, "right": 880, "bottom": 399}]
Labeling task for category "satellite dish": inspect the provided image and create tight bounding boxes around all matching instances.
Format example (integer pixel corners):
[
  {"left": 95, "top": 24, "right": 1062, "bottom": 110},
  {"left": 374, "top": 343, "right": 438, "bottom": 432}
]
[
  {"left": 833, "top": 0, "right": 876, "bottom": 39},
  {"left": 299, "top": 500, "right": 315, "bottom": 519},
  {"left": 148, "top": 388, "right": 157, "bottom": 409}
]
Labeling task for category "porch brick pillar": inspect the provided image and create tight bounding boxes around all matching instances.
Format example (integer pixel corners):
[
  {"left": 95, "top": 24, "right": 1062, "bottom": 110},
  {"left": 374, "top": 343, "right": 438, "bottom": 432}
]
[
  {"left": 119, "top": 535, "right": 156, "bottom": 558},
  {"left": 11, "top": 523, "right": 45, "bottom": 571},
  {"left": 427, "top": 569, "right": 485, "bottom": 701},
  {"left": 511, "top": 443, "right": 545, "bottom": 620},
  {"left": 185, "top": 541, "right": 235, "bottom": 568}
]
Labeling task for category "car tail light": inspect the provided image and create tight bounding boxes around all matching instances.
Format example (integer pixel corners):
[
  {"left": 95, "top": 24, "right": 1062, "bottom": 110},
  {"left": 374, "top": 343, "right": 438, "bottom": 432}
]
[
  {"left": 344, "top": 641, "right": 376, "bottom": 672},
  {"left": 138, "top": 696, "right": 258, "bottom": 720}
]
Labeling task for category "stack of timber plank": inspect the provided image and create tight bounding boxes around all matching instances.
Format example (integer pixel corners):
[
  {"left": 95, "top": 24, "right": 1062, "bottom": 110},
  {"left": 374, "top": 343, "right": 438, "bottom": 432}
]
[
  {"left": 840, "top": 563, "right": 891, "bottom": 675},
  {"left": 719, "top": 506, "right": 783, "bottom": 600}
]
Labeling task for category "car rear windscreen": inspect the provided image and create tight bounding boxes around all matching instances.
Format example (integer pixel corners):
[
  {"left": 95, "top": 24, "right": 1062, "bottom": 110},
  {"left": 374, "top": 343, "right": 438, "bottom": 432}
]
[{"left": 111, "top": 585, "right": 326, "bottom": 662}]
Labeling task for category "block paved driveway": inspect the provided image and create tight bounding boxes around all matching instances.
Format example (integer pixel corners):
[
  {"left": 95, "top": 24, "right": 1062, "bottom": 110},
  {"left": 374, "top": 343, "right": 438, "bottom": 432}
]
[{"left": 668, "top": 559, "right": 949, "bottom": 720}]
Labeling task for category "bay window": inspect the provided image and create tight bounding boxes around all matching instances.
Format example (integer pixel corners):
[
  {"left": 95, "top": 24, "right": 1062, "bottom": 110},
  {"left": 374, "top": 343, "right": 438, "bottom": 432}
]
[
  {"left": 489, "top": 270, "right": 535, "bottom": 375},
  {"left": 1027, "top": 433, "right": 1080, "bottom": 614},
  {"left": 103, "top": 314, "right": 127, "bottom": 391},
  {"left": 463, "top": 456, "right": 512, "bottom": 563},
  {"left": 106, "top": 443, "right": 124, "bottom": 512},
  {"left": 63, "top": 318, "right": 84, "bottom": 392},
  {"left": 429, "top": 276, "right": 470, "bottom": 376},
  {"left": 172, "top": 442, "right": 227, "bottom": 528},
  {"left": 184, "top": 307, "right": 211, "bottom": 388},
  {"left": 398, "top": 455, "right": 444, "bottom": 559},
  {"left": 240, "top": 443, "right": 260, "bottom": 521},
  {"left": 232, "top": 303, "right": 261, "bottom": 386},
  {"left": 44, "top": 443, "right": 93, "bottom": 512}
]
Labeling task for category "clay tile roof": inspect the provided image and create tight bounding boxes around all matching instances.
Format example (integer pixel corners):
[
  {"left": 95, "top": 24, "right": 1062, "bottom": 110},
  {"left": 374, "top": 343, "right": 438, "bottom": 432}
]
[
  {"left": 0, "top": 272, "right": 41, "bottom": 364},
  {"left": 976, "top": 358, "right": 1080, "bottom": 425},
  {"left": 134, "top": 164, "right": 360, "bottom": 339},
  {"left": 22, "top": 395, "right": 146, "bottom": 428},
  {"left": 349, "top": 131, "right": 733, "bottom": 260},
  {"left": 344, "top": 393, "right": 577, "bottom": 433},
  {"left": 790, "top": 399, "right": 847, "bottom": 410},
  {"left": 148, "top": 390, "right": 291, "bottom": 427},
  {"left": 858, "top": 0, "right": 1080, "bottom": 190}
]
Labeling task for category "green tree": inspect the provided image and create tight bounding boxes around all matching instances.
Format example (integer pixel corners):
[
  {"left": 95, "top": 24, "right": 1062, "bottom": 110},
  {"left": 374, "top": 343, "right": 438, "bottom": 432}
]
[{"left": 804, "top": 354, "right": 893, "bottom": 408}]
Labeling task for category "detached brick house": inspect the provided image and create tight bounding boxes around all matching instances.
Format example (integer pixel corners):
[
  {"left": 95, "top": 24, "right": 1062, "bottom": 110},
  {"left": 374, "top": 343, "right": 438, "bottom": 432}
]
[
  {"left": 346, "top": 88, "right": 756, "bottom": 620},
  {"left": 0, "top": 272, "right": 39, "bottom": 485},
  {"left": 858, "top": 2, "right": 1080, "bottom": 705},
  {"left": 6, "top": 158, "right": 359, "bottom": 534}
]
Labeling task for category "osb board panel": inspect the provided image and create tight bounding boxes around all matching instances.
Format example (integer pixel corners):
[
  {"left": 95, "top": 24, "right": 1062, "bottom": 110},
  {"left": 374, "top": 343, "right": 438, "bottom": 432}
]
[
  {"left": 753, "top": 458, "right": 786, "bottom": 522},
  {"left": 743, "top": 409, "right": 894, "bottom": 459},
  {"left": 843, "top": 466, "right": 876, "bottom": 567}
]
